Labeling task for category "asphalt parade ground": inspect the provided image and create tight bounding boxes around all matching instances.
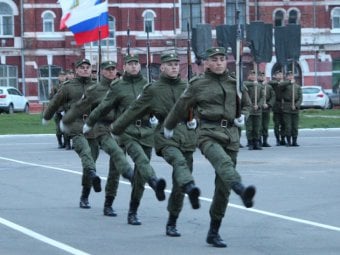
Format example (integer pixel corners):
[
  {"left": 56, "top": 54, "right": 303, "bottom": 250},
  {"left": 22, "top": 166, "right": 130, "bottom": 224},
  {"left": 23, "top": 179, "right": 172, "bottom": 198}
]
[{"left": 1, "top": 129, "right": 340, "bottom": 255}]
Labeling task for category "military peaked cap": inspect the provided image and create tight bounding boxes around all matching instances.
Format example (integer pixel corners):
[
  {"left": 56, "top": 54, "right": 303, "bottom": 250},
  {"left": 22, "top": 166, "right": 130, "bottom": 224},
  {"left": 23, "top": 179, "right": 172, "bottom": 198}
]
[
  {"left": 101, "top": 61, "right": 117, "bottom": 69},
  {"left": 75, "top": 58, "right": 91, "bottom": 67},
  {"left": 161, "top": 53, "right": 179, "bottom": 63},
  {"left": 206, "top": 47, "right": 226, "bottom": 58},
  {"left": 124, "top": 53, "right": 139, "bottom": 63}
]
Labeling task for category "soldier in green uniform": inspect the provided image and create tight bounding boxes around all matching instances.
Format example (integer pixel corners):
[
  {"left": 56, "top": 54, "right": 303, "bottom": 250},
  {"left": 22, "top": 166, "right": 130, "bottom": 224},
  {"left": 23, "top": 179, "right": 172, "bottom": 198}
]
[
  {"left": 111, "top": 53, "right": 200, "bottom": 237},
  {"left": 62, "top": 60, "right": 135, "bottom": 216},
  {"left": 244, "top": 70, "right": 265, "bottom": 150},
  {"left": 269, "top": 70, "right": 286, "bottom": 146},
  {"left": 258, "top": 71, "right": 276, "bottom": 147},
  {"left": 42, "top": 58, "right": 102, "bottom": 208},
  {"left": 163, "top": 47, "right": 256, "bottom": 248},
  {"left": 279, "top": 71, "right": 302, "bottom": 146},
  {"left": 84, "top": 54, "right": 167, "bottom": 225}
]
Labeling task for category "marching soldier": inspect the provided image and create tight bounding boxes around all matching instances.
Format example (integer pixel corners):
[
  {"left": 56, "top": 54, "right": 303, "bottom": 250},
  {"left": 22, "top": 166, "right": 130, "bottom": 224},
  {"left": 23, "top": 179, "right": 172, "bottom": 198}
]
[
  {"left": 163, "top": 47, "right": 256, "bottom": 248},
  {"left": 269, "top": 70, "right": 286, "bottom": 145},
  {"left": 62, "top": 60, "right": 135, "bottom": 215},
  {"left": 258, "top": 71, "right": 276, "bottom": 147},
  {"left": 83, "top": 54, "right": 167, "bottom": 225},
  {"left": 42, "top": 58, "right": 102, "bottom": 208},
  {"left": 244, "top": 70, "right": 265, "bottom": 150},
  {"left": 279, "top": 71, "right": 302, "bottom": 146},
  {"left": 111, "top": 53, "right": 200, "bottom": 237}
]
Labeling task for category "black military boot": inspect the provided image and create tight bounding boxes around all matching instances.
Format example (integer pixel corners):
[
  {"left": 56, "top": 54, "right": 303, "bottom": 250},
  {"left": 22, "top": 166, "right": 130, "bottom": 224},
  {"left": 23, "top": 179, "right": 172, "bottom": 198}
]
[
  {"left": 79, "top": 187, "right": 91, "bottom": 209},
  {"left": 206, "top": 220, "right": 227, "bottom": 248},
  {"left": 64, "top": 136, "right": 71, "bottom": 150},
  {"left": 166, "top": 214, "right": 181, "bottom": 237},
  {"left": 286, "top": 136, "right": 292, "bottom": 146},
  {"left": 292, "top": 137, "right": 299, "bottom": 147},
  {"left": 148, "top": 177, "right": 166, "bottom": 201},
  {"left": 262, "top": 136, "right": 271, "bottom": 147},
  {"left": 183, "top": 182, "right": 200, "bottom": 209},
  {"left": 122, "top": 167, "right": 134, "bottom": 184},
  {"left": 231, "top": 182, "right": 256, "bottom": 208},
  {"left": 127, "top": 200, "right": 141, "bottom": 225},
  {"left": 280, "top": 136, "right": 287, "bottom": 146},
  {"left": 253, "top": 139, "right": 263, "bottom": 150},
  {"left": 275, "top": 135, "right": 281, "bottom": 146},
  {"left": 57, "top": 134, "right": 64, "bottom": 149},
  {"left": 89, "top": 170, "right": 101, "bottom": 192},
  {"left": 248, "top": 139, "right": 254, "bottom": 150},
  {"left": 103, "top": 196, "right": 117, "bottom": 217}
]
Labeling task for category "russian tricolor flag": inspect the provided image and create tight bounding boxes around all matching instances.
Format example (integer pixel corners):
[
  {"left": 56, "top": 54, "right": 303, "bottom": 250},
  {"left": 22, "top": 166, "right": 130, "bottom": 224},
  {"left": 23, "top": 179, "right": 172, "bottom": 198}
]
[{"left": 58, "top": 0, "right": 109, "bottom": 45}]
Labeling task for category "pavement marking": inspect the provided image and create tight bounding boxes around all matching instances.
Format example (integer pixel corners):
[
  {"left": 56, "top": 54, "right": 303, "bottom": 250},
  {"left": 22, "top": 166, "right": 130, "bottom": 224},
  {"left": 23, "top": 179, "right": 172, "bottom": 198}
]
[
  {"left": 2, "top": 155, "right": 340, "bottom": 237},
  {"left": 0, "top": 217, "right": 90, "bottom": 255}
]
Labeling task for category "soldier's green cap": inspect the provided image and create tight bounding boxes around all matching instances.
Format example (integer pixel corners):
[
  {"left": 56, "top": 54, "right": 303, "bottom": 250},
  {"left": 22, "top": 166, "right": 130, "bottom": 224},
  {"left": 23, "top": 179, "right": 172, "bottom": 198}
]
[
  {"left": 124, "top": 53, "right": 139, "bottom": 63},
  {"left": 161, "top": 53, "right": 179, "bottom": 63},
  {"left": 75, "top": 58, "right": 91, "bottom": 67},
  {"left": 206, "top": 47, "right": 226, "bottom": 58},
  {"left": 100, "top": 61, "right": 116, "bottom": 69}
]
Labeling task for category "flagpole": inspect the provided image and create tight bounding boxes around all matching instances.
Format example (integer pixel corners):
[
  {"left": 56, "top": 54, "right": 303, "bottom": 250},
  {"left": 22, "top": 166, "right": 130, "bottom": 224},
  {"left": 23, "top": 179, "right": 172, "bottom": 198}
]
[{"left": 98, "top": 30, "right": 102, "bottom": 81}]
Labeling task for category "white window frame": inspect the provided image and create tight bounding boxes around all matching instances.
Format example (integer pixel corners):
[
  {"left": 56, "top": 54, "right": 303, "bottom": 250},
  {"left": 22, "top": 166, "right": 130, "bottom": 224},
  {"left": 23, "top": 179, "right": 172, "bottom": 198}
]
[
  {"left": 331, "top": 7, "right": 340, "bottom": 29},
  {"left": 0, "top": 2, "right": 14, "bottom": 36},
  {"left": 41, "top": 11, "right": 56, "bottom": 33},
  {"left": 273, "top": 9, "right": 286, "bottom": 27},
  {"left": 142, "top": 10, "right": 156, "bottom": 33},
  {"left": 287, "top": 8, "right": 300, "bottom": 25}
]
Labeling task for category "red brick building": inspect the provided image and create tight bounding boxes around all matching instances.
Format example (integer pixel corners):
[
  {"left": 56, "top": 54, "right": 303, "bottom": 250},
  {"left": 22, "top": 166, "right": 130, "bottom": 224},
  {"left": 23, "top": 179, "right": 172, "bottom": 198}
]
[{"left": 0, "top": 0, "right": 339, "bottom": 102}]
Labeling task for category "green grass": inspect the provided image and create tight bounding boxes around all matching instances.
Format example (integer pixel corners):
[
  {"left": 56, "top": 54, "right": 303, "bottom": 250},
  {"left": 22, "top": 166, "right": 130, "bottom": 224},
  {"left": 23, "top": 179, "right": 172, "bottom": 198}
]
[{"left": 0, "top": 109, "right": 339, "bottom": 135}]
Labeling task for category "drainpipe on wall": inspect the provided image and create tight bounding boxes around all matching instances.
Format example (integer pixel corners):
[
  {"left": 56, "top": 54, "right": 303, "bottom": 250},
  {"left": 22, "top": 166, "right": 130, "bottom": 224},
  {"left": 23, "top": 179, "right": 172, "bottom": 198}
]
[{"left": 20, "top": 0, "right": 26, "bottom": 96}]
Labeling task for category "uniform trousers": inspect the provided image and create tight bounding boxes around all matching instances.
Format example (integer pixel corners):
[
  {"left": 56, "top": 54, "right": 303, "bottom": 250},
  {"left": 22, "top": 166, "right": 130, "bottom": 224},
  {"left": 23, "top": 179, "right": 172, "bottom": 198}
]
[
  {"left": 273, "top": 110, "right": 285, "bottom": 138},
  {"left": 283, "top": 112, "right": 299, "bottom": 137},
  {"left": 261, "top": 111, "right": 271, "bottom": 137},
  {"left": 246, "top": 114, "right": 262, "bottom": 140}
]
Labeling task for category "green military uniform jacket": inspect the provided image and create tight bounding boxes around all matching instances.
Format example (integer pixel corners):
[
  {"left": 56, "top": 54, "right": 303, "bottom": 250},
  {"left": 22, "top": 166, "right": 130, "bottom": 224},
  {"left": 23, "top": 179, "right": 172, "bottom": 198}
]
[
  {"left": 164, "top": 70, "right": 251, "bottom": 152},
  {"left": 243, "top": 80, "right": 264, "bottom": 116},
  {"left": 43, "top": 77, "right": 95, "bottom": 136},
  {"left": 279, "top": 80, "right": 302, "bottom": 113},
  {"left": 112, "top": 73, "right": 197, "bottom": 156},
  {"left": 86, "top": 72, "right": 154, "bottom": 147},
  {"left": 268, "top": 79, "right": 283, "bottom": 113},
  {"left": 62, "top": 76, "right": 116, "bottom": 138},
  {"left": 261, "top": 82, "right": 276, "bottom": 113}
]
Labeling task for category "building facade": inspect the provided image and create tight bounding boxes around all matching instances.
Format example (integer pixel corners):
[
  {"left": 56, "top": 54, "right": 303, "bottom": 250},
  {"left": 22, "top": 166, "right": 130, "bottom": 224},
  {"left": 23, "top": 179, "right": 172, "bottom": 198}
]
[{"left": 0, "top": 0, "right": 339, "bottom": 101}]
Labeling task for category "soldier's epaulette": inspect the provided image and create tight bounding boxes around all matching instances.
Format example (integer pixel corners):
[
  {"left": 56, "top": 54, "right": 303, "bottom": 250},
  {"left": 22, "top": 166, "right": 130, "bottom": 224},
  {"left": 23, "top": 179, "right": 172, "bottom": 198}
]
[
  {"left": 62, "top": 80, "right": 70, "bottom": 85},
  {"left": 86, "top": 84, "right": 97, "bottom": 92},
  {"left": 227, "top": 75, "right": 237, "bottom": 83},
  {"left": 109, "top": 78, "right": 120, "bottom": 89}
]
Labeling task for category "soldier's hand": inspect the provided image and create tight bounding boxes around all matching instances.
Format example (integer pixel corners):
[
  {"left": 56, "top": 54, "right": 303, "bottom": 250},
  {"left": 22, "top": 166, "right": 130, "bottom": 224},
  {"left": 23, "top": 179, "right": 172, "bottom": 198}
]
[
  {"left": 234, "top": 114, "right": 245, "bottom": 128},
  {"left": 42, "top": 118, "right": 49, "bottom": 125},
  {"left": 149, "top": 116, "right": 159, "bottom": 128},
  {"left": 59, "top": 121, "right": 69, "bottom": 133},
  {"left": 186, "top": 118, "right": 197, "bottom": 130},
  {"left": 263, "top": 103, "right": 268, "bottom": 109},
  {"left": 163, "top": 127, "right": 174, "bottom": 139},
  {"left": 83, "top": 123, "right": 92, "bottom": 134}
]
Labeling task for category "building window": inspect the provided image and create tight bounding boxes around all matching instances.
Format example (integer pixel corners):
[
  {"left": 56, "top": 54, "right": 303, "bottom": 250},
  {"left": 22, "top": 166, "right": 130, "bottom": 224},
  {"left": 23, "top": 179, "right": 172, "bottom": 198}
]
[
  {"left": 288, "top": 9, "right": 299, "bottom": 24},
  {"left": 226, "top": 0, "right": 246, "bottom": 25},
  {"left": 42, "top": 11, "right": 55, "bottom": 32},
  {"left": 181, "top": 0, "right": 202, "bottom": 31},
  {"left": 274, "top": 10, "right": 285, "bottom": 27},
  {"left": 91, "top": 16, "right": 116, "bottom": 47},
  {"left": 0, "top": 2, "right": 14, "bottom": 36},
  {"left": 143, "top": 10, "right": 155, "bottom": 33},
  {"left": 38, "top": 65, "right": 62, "bottom": 102},
  {"left": 0, "top": 65, "right": 18, "bottom": 87},
  {"left": 331, "top": 7, "right": 340, "bottom": 29}
]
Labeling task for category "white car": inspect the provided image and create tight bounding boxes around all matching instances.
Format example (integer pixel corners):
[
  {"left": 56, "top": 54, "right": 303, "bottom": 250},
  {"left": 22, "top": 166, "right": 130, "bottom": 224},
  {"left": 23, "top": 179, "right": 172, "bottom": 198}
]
[
  {"left": 0, "top": 86, "right": 30, "bottom": 114},
  {"left": 301, "top": 85, "right": 331, "bottom": 109}
]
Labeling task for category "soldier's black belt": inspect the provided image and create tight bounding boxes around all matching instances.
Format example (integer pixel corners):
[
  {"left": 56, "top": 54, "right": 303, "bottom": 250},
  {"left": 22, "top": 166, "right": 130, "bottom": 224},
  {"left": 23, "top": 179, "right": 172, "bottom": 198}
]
[
  {"left": 200, "top": 118, "right": 234, "bottom": 128},
  {"left": 135, "top": 119, "right": 149, "bottom": 127}
]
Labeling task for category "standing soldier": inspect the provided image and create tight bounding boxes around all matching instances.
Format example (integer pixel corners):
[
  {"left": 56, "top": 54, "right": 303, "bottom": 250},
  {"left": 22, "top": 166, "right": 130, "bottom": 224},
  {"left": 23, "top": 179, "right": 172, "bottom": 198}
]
[
  {"left": 63, "top": 69, "right": 75, "bottom": 150},
  {"left": 269, "top": 70, "right": 285, "bottom": 146},
  {"left": 163, "top": 47, "right": 256, "bottom": 248},
  {"left": 279, "top": 71, "right": 302, "bottom": 146},
  {"left": 111, "top": 53, "right": 200, "bottom": 237},
  {"left": 42, "top": 58, "right": 102, "bottom": 208},
  {"left": 83, "top": 54, "right": 167, "bottom": 225},
  {"left": 49, "top": 70, "right": 66, "bottom": 148},
  {"left": 258, "top": 71, "right": 276, "bottom": 147},
  {"left": 62, "top": 60, "right": 135, "bottom": 216},
  {"left": 244, "top": 70, "right": 265, "bottom": 150}
]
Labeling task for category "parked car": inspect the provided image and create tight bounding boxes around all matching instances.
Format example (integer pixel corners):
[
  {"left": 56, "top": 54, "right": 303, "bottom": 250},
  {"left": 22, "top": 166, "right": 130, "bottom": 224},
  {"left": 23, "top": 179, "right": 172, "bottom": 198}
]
[
  {"left": 0, "top": 86, "right": 29, "bottom": 114},
  {"left": 301, "top": 85, "right": 332, "bottom": 109},
  {"left": 327, "top": 91, "right": 340, "bottom": 107}
]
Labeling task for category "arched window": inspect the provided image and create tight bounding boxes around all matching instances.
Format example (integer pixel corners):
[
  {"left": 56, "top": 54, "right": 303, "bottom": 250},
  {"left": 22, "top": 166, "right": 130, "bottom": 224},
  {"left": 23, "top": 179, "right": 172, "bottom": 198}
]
[
  {"left": 0, "top": 2, "right": 14, "bottom": 36},
  {"left": 42, "top": 11, "right": 55, "bottom": 32},
  {"left": 331, "top": 7, "right": 340, "bottom": 29},
  {"left": 288, "top": 9, "right": 299, "bottom": 24},
  {"left": 181, "top": 0, "right": 202, "bottom": 31},
  {"left": 274, "top": 10, "right": 285, "bottom": 27},
  {"left": 143, "top": 10, "right": 155, "bottom": 33}
]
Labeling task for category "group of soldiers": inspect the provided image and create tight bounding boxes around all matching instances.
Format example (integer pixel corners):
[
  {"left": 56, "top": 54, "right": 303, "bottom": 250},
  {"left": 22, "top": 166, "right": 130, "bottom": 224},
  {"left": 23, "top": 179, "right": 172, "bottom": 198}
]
[
  {"left": 241, "top": 68, "right": 302, "bottom": 150},
  {"left": 42, "top": 46, "right": 301, "bottom": 248}
]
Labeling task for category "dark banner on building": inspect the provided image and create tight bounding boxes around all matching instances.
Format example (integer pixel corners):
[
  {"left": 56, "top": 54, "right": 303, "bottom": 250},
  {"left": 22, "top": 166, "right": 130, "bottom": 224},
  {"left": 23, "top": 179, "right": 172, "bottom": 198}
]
[
  {"left": 191, "top": 24, "right": 212, "bottom": 62},
  {"left": 216, "top": 24, "right": 245, "bottom": 59},
  {"left": 275, "top": 24, "right": 301, "bottom": 64}
]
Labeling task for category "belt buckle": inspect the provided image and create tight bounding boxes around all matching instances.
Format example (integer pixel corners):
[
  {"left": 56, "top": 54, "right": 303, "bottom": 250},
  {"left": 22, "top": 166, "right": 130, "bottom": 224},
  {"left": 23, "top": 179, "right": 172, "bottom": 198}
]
[
  {"left": 135, "top": 120, "right": 142, "bottom": 127},
  {"left": 220, "top": 119, "right": 228, "bottom": 128}
]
